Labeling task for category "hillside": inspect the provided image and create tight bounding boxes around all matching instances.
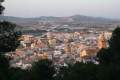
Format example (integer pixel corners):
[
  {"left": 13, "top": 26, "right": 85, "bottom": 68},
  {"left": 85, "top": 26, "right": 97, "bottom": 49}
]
[{"left": 0, "top": 15, "right": 120, "bottom": 25}]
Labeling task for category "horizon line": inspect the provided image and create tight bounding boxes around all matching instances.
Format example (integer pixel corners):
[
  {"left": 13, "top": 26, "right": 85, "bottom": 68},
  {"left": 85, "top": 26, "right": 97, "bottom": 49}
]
[{"left": 2, "top": 14, "right": 120, "bottom": 20}]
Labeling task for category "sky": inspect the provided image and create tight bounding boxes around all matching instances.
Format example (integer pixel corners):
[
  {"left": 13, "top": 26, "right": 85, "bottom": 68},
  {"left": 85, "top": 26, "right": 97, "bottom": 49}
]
[{"left": 2, "top": 0, "right": 120, "bottom": 19}]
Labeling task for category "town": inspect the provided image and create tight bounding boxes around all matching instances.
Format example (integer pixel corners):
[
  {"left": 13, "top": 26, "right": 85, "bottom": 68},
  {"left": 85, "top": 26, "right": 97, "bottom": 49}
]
[{"left": 6, "top": 28, "right": 112, "bottom": 69}]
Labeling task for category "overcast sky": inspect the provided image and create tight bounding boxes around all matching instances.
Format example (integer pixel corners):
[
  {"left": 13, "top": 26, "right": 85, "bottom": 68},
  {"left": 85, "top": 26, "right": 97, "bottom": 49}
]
[{"left": 2, "top": 0, "right": 120, "bottom": 19}]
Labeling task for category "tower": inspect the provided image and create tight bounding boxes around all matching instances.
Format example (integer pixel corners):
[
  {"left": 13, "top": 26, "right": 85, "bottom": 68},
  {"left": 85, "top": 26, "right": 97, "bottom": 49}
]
[
  {"left": 64, "top": 39, "right": 71, "bottom": 54},
  {"left": 98, "top": 32, "right": 107, "bottom": 49}
]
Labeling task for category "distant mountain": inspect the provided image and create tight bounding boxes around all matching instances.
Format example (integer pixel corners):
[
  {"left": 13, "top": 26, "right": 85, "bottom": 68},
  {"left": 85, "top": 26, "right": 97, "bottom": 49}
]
[
  {"left": 69, "top": 15, "right": 118, "bottom": 23},
  {"left": 0, "top": 15, "right": 120, "bottom": 25}
]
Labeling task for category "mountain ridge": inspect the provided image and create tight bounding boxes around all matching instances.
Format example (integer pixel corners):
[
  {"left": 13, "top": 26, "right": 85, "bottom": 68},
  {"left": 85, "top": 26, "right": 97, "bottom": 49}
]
[{"left": 0, "top": 15, "right": 120, "bottom": 25}]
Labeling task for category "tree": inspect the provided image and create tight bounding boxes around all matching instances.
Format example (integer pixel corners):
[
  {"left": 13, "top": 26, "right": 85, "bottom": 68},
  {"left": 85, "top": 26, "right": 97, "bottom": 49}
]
[
  {"left": 97, "top": 27, "right": 120, "bottom": 64},
  {"left": 0, "top": 0, "right": 4, "bottom": 2},
  {"left": 8, "top": 67, "right": 30, "bottom": 80},
  {"left": 96, "top": 64, "right": 120, "bottom": 80},
  {"left": 96, "top": 27, "right": 120, "bottom": 80},
  {"left": 55, "top": 66, "right": 69, "bottom": 80},
  {"left": 0, "top": 21, "right": 21, "bottom": 80},
  {"left": 0, "top": 21, "right": 22, "bottom": 53},
  {"left": 60, "top": 62, "right": 97, "bottom": 80},
  {"left": 97, "top": 48, "right": 112, "bottom": 64},
  {"left": 30, "top": 59, "right": 55, "bottom": 80},
  {"left": 109, "top": 27, "right": 120, "bottom": 51},
  {"left": 0, "top": 54, "right": 9, "bottom": 80},
  {"left": 0, "top": 1, "right": 22, "bottom": 79},
  {"left": 0, "top": 0, "right": 5, "bottom": 15}
]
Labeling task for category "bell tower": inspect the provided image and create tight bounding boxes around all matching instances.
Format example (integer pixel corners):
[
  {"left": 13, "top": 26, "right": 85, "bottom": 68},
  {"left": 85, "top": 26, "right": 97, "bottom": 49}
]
[
  {"left": 98, "top": 32, "right": 107, "bottom": 49},
  {"left": 64, "top": 39, "right": 71, "bottom": 54}
]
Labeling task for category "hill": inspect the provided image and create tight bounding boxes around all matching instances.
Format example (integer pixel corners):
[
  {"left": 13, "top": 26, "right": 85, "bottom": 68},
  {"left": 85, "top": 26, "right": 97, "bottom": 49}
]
[{"left": 0, "top": 15, "right": 120, "bottom": 25}]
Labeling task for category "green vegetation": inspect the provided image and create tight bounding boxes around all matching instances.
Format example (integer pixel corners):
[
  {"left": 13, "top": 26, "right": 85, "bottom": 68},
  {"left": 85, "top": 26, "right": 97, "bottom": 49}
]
[
  {"left": 55, "top": 62, "right": 97, "bottom": 80},
  {"left": 96, "top": 27, "right": 120, "bottom": 80},
  {"left": 0, "top": 0, "right": 5, "bottom": 15},
  {"left": 0, "top": 21, "right": 22, "bottom": 80},
  {"left": 30, "top": 59, "right": 55, "bottom": 80},
  {"left": 0, "top": 2, "right": 23, "bottom": 79},
  {"left": 0, "top": 21, "right": 21, "bottom": 53}
]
